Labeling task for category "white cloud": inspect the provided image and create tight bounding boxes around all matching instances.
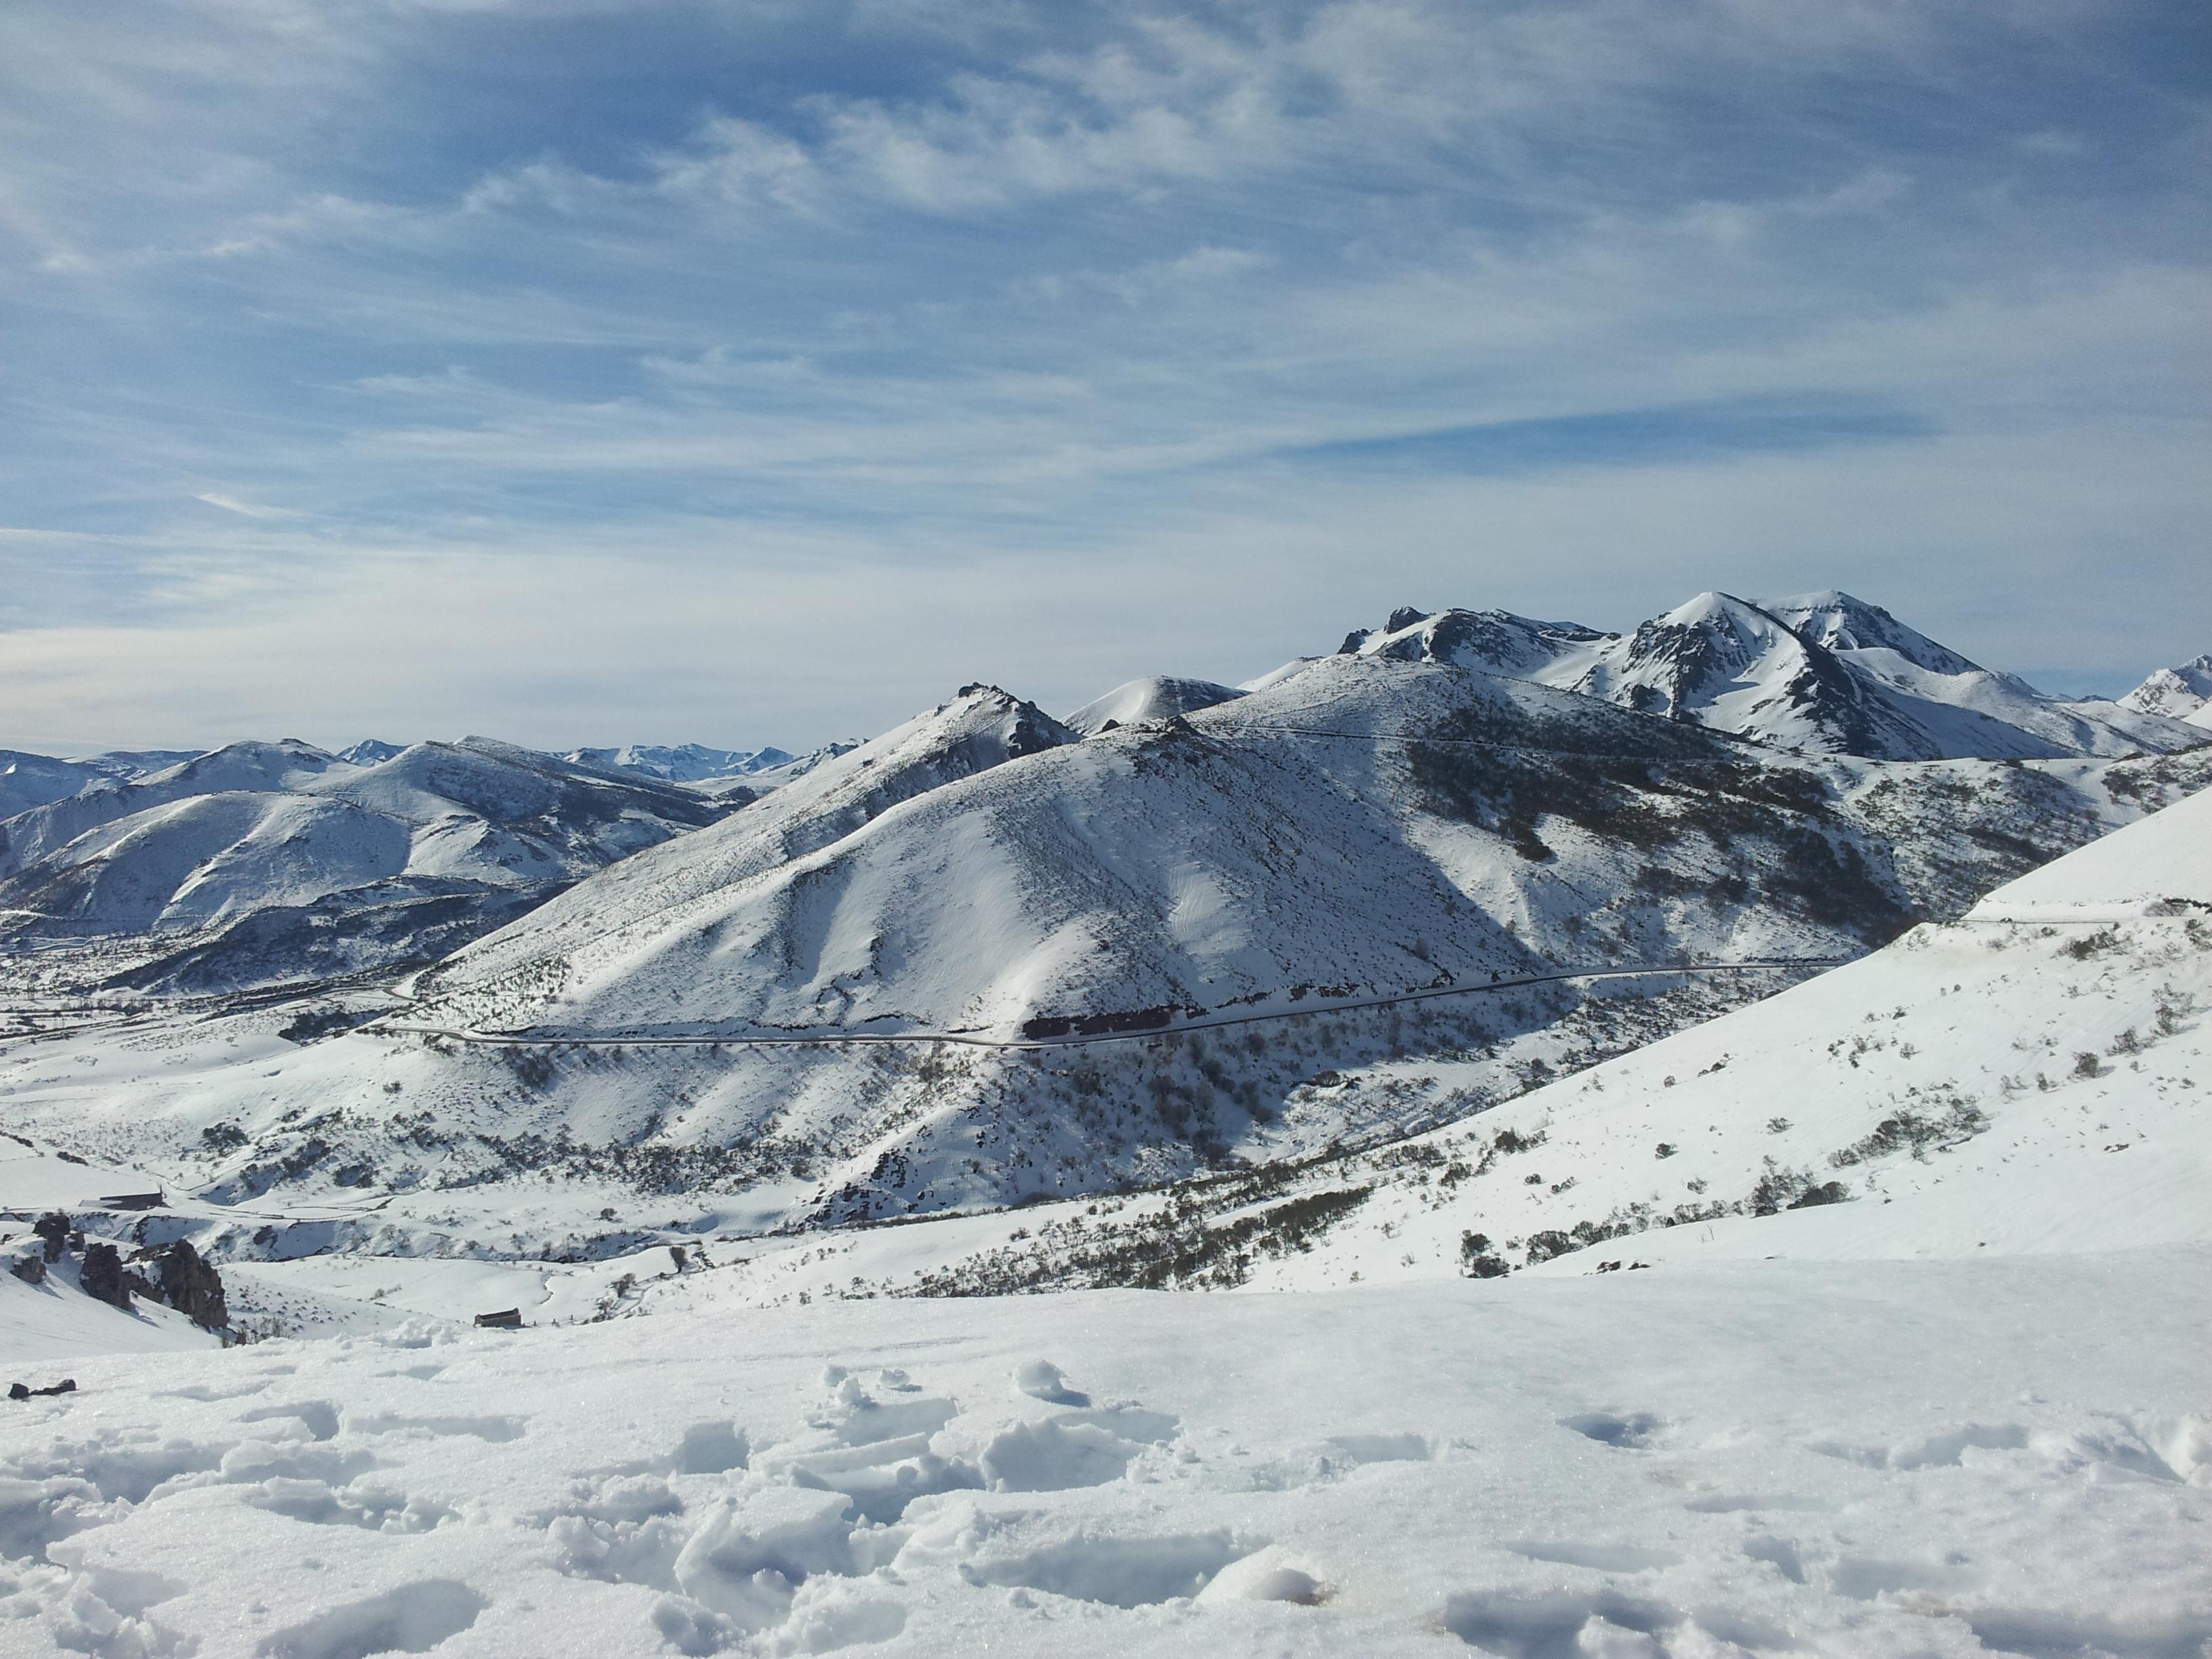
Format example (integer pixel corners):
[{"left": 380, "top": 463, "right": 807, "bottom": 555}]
[{"left": 196, "top": 493, "right": 304, "bottom": 520}]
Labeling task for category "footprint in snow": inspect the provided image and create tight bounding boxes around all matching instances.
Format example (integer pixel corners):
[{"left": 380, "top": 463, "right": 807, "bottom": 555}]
[
  {"left": 252, "top": 1578, "right": 484, "bottom": 1658},
  {"left": 1561, "top": 1411, "right": 1669, "bottom": 1450}
]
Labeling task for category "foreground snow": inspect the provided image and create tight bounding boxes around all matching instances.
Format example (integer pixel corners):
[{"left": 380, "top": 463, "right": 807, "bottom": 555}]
[{"left": 3, "top": 1246, "right": 2206, "bottom": 1658}]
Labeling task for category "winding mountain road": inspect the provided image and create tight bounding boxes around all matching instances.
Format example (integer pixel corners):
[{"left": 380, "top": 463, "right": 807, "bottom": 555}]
[{"left": 377, "top": 956, "right": 1848, "bottom": 1054}]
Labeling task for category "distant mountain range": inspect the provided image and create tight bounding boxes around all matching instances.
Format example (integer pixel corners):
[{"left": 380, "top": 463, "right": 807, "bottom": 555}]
[
  {"left": 0, "top": 738, "right": 735, "bottom": 992},
  {"left": 1, "top": 588, "right": 2202, "bottom": 1038},
  {"left": 0, "top": 747, "right": 198, "bottom": 819}
]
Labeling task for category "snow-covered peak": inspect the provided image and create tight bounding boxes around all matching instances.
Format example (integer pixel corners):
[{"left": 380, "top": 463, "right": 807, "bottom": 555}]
[
  {"left": 1567, "top": 591, "right": 1853, "bottom": 738},
  {"left": 338, "top": 739, "right": 405, "bottom": 766},
  {"left": 1237, "top": 658, "right": 1323, "bottom": 694},
  {"left": 2119, "top": 653, "right": 2212, "bottom": 722},
  {"left": 565, "top": 741, "right": 796, "bottom": 783},
  {"left": 1063, "top": 676, "right": 1246, "bottom": 737},
  {"left": 1338, "top": 605, "right": 1614, "bottom": 680},
  {"left": 138, "top": 739, "right": 347, "bottom": 796},
  {"left": 414, "top": 684, "right": 1077, "bottom": 1015},
  {"left": 1761, "top": 590, "right": 1983, "bottom": 677}
]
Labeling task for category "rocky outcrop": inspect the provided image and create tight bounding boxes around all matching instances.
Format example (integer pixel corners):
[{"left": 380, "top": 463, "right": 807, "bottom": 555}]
[{"left": 79, "top": 1242, "right": 129, "bottom": 1309}]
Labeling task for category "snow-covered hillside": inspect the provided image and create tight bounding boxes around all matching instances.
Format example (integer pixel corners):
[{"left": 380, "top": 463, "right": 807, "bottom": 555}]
[
  {"left": 793, "top": 777, "right": 2204, "bottom": 1303},
  {"left": 416, "top": 656, "right": 2169, "bottom": 1052},
  {"left": 1336, "top": 590, "right": 2208, "bottom": 761},
  {"left": 0, "top": 741, "right": 349, "bottom": 876}
]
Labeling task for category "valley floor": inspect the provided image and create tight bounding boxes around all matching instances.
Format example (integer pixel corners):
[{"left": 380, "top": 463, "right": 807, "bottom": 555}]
[{"left": 3, "top": 1237, "right": 2207, "bottom": 1658}]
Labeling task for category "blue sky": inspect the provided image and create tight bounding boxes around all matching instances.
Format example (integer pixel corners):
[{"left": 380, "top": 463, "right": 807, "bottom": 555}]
[{"left": 1, "top": 0, "right": 2207, "bottom": 752}]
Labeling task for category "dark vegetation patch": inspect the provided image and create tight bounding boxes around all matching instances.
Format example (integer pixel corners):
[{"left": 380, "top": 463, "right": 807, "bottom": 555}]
[
  {"left": 1828, "top": 1094, "right": 1988, "bottom": 1167},
  {"left": 277, "top": 1005, "right": 384, "bottom": 1044},
  {"left": 909, "top": 1185, "right": 1374, "bottom": 1295},
  {"left": 1404, "top": 701, "right": 1910, "bottom": 939}
]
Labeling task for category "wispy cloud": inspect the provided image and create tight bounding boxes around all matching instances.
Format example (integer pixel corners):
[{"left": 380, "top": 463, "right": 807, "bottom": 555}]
[
  {"left": 0, "top": 0, "right": 2205, "bottom": 751},
  {"left": 197, "top": 493, "right": 305, "bottom": 520}
]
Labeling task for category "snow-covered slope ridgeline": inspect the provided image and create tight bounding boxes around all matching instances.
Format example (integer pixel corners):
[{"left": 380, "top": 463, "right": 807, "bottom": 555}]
[
  {"left": 0, "top": 739, "right": 736, "bottom": 992},
  {"left": 1324, "top": 590, "right": 2209, "bottom": 760},
  {"left": 1061, "top": 676, "right": 1246, "bottom": 737}
]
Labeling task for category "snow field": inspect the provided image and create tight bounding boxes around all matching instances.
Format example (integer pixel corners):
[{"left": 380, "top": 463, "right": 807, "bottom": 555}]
[{"left": 2, "top": 1252, "right": 2207, "bottom": 1657}]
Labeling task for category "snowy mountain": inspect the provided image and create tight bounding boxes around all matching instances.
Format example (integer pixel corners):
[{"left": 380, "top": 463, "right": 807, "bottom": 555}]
[
  {"left": 411, "top": 684, "right": 1080, "bottom": 1027},
  {"left": 0, "top": 739, "right": 735, "bottom": 992},
  {"left": 1341, "top": 590, "right": 2209, "bottom": 761},
  {"left": 1062, "top": 676, "right": 1246, "bottom": 736},
  {"left": 1338, "top": 604, "right": 1613, "bottom": 678},
  {"left": 2122, "top": 651, "right": 2212, "bottom": 727},
  {"left": 565, "top": 742, "right": 798, "bottom": 783},
  {"left": 18, "top": 655, "right": 2164, "bottom": 1240},
  {"left": 417, "top": 657, "right": 1946, "bottom": 1050}
]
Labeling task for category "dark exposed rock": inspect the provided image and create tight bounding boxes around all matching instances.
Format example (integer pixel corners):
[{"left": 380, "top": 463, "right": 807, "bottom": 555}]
[
  {"left": 156, "top": 1240, "right": 228, "bottom": 1329},
  {"left": 79, "top": 1242, "right": 129, "bottom": 1309},
  {"left": 9, "top": 1379, "right": 77, "bottom": 1401},
  {"left": 9, "top": 1256, "right": 45, "bottom": 1286},
  {"left": 33, "top": 1212, "right": 70, "bottom": 1263}
]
